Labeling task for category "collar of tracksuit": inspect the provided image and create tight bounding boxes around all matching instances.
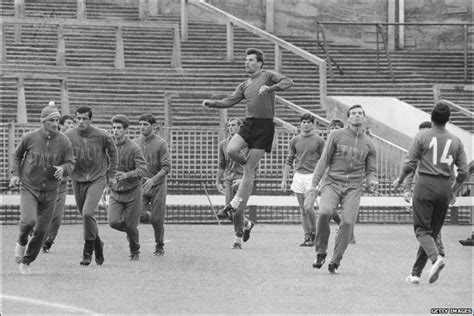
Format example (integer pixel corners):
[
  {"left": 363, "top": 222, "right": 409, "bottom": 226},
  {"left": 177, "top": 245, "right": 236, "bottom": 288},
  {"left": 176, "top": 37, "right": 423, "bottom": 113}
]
[
  {"left": 39, "top": 127, "right": 58, "bottom": 140},
  {"left": 78, "top": 125, "right": 94, "bottom": 137},
  {"left": 115, "top": 137, "right": 127, "bottom": 146},
  {"left": 142, "top": 133, "right": 157, "bottom": 143},
  {"left": 346, "top": 126, "right": 364, "bottom": 137}
]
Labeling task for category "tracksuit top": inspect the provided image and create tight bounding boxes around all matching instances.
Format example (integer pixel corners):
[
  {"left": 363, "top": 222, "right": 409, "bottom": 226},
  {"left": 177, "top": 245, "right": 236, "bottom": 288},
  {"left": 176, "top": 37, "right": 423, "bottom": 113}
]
[
  {"left": 65, "top": 125, "right": 118, "bottom": 183},
  {"left": 218, "top": 136, "right": 246, "bottom": 182},
  {"left": 400, "top": 126, "right": 468, "bottom": 184},
  {"left": 209, "top": 70, "right": 293, "bottom": 119},
  {"left": 134, "top": 134, "right": 171, "bottom": 186},
  {"left": 12, "top": 128, "right": 74, "bottom": 192},
  {"left": 285, "top": 133, "right": 325, "bottom": 174},
  {"left": 312, "top": 127, "right": 377, "bottom": 188},
  {"left": 113, "top": 137, "right": 147, "bottom": 192}
]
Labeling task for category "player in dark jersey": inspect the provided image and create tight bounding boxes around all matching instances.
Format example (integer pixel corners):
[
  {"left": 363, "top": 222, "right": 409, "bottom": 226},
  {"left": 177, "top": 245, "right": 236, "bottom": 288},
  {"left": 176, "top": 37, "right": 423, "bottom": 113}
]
[
  {"left": 393, "top": 101, "right": 468, "bottom": 284},
  {"left": 402, "top": 121, "right": 445, "bottom": 263},
  {"left": 202, "top": 48, "right": 293, "bottom": 241},
  {"left": 281, "top": 113, "right": 325, "bottom": 247}
]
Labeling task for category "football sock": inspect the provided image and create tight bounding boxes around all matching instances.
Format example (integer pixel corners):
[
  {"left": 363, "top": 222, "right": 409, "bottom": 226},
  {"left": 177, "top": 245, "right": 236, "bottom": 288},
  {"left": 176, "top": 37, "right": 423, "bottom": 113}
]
[{"left": 230, "top": 196, "right": 242, "bottom": 210}]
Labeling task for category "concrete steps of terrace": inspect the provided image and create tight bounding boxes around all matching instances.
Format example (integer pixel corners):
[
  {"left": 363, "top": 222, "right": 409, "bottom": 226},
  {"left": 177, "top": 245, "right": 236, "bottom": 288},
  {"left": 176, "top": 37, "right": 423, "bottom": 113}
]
[
  {"left": 4, "top": 20, "right": 472, "bottom": 78},
  {"left": 1, "top": 0, "right": 140, "bottom": 20},
  {"left": 3, "top": 17, "right": 471, "bottom": 78},
  {"left": 1, "top": 4, "right": 472, "bottom": 131},
  {"left": 2, "top": 62, "right": 471, "bottom": 130}
]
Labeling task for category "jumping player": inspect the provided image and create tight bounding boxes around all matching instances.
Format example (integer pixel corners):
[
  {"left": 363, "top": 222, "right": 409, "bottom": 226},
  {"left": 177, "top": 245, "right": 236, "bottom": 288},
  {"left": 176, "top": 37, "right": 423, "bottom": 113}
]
[
  {"left": 216, "top": 118, "right": 254, "bottom": 249},
  {"left": 202, "top": 48, "right": 293, "bottom": 231},
  {"left": 393, "top": 101, "right": 468, "bottom": 284},
  {"left": 281, "top": 113, "right": 325, "bottom": 247}
]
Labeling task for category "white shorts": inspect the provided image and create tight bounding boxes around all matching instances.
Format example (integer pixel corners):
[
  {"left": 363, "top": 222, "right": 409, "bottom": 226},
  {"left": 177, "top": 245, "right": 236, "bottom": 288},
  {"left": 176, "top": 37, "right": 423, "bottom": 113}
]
[{"left": 290, "top": 172, "right": 313, "bottom": 195}]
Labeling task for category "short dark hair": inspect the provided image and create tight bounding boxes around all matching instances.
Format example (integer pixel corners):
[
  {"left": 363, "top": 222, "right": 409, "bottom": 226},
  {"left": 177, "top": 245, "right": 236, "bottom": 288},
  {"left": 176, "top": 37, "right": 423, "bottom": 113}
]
[
  {"left": 111, "top": 114, "right": 130, "bottom": 129},
  {"left": 59, "top": 114, "right": 74, "bottom": 125},
  {"left": 347, "top": 104, "right": 365, "bottom": 117},
  {"left": 76, "top": 106, "right": 92, "bottom": 119},
  {"left": 300, "top": 113, "right": 314, "bottom": 123},
  {"left": 228, "top": 117, "right": 242, "bottom": 126},
  {"left": 329, "top": 119, "right": 344, "bottom": 129},
  {"left": 138, "top": 113, "right": 156, "bottom": 125},
  {"left": 418, "top": 121, "right": 432, "bottom": 130},
  {"left": 431, "top": 101, "right": 450, "bottom": 125},
  {"left": 246, "top": 48, "right": 264, "bottom": 66}
]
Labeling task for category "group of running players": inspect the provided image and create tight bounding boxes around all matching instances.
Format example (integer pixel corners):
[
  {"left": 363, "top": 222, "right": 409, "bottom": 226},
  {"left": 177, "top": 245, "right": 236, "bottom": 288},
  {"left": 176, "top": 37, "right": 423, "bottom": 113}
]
[{"left": 11, "top": 48, "right": 469, "bottom": 285}]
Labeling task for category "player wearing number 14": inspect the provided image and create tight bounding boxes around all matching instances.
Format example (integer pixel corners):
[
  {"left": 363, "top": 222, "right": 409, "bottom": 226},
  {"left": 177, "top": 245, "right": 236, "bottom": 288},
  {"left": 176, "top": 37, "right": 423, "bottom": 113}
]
[{"left": 393, "top": 101, "right": 468, "bottom": 284}]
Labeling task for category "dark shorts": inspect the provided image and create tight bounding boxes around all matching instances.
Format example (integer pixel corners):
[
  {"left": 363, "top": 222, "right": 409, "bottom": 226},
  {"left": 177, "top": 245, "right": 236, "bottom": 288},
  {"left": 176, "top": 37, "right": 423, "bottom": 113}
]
[{"left": 238, "top": 118, "right": 275, "bottom": 153}]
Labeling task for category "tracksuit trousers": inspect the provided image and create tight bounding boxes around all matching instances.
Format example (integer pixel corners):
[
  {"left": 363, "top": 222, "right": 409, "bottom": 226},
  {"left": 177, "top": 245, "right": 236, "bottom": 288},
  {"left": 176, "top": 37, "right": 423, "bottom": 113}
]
[
  {"left": 142, "top": 182, "right": 167, "bottom": 248},
  {"left": 44, "top": 180, "right": 68, "bottom": 245},
  {"left": 224, "top": 179, "right": 251, "bottom": 238},
  {"left": 72, "top": 177, "right": 106, "bottom": 241},
  {"left": 108, "top": 186, "right": 143, "bottom": 254},
  {"left": 411, "top": 174, "right": 451, "bottom": 277},
  {"left": 315, "top": 183, "right": 362, "bottom": 265},
  {"left": 18, "top": 185, "right": 58, "bottom": 264}
]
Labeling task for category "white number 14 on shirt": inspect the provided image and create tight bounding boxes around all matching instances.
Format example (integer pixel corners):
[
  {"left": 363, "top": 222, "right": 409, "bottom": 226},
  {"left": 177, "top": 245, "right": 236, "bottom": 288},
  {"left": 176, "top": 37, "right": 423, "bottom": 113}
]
[{"left": 429, "top": 137, "right": 453, "bottom": 166}]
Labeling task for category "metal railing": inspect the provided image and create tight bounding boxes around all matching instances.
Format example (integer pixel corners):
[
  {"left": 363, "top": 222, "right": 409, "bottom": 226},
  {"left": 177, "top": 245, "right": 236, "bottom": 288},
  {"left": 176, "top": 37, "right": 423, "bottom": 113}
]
[
  {"left": 163, "top": 91, "right": 409, "bottom": 182},
  {"left": 316, "top": 22, "right": 473, "bottom": 82},
  {"left": 185, "top": 0, "right": 328, "bottom": 108},
  {"left": 0, "top": 122, "right": 407, "bottom": 192},
  {"left": 315, "top": 22, "right": 345, "bottom": 80},
  {"left": 433, "top": 84, "right": 474, "bottom": 118},
  {"left": 275, "top": 96, "right": 408, "bottom": 180}
]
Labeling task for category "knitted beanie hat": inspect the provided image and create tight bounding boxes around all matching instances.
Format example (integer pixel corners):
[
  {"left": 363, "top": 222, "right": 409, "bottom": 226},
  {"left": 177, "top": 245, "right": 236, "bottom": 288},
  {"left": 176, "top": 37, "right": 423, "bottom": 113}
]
[{"left": 40, "top": 101, "right": 60, "bottom": 122}]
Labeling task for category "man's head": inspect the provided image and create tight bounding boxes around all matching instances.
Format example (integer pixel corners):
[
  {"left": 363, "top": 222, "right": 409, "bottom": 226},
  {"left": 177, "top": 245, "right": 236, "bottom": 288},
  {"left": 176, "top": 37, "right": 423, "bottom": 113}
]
[
  {"left": 227, "top": 118, "right": 242, "bottom": 136},
  {"left": 329, "top": 119, "right": 344, "bottom": 131},
  {"left": 111, "top": 114, "right": 130, "bottom": 140},
  {"left": 347, "top": 104, "right": 366, "bottom": 127},
  {"left": 75, "top": 106, "right": 93, "bottom": 131},
  {"left": 40, "top": 102, "right": 60, "bottom": 122},
  {"left": 59, "top": 114, "right": 75, "bottom": 132},
  {"left": 40, "top": 102, "right": 60, "bottom": 133},
  {"left": 431, "top": 101, "right": 450, "bottom": 126},
  {"left": 299, "top": 113, "right": 315, "bottom": 133},
  {"left": 418, "top": 121, "right": 432, "bottom": 131},
  {"left": 138, "top": 113, "right": 157, "bottom": 137},
  {"left": 245, "top": 48, "right": 264, "bottom": 74}
]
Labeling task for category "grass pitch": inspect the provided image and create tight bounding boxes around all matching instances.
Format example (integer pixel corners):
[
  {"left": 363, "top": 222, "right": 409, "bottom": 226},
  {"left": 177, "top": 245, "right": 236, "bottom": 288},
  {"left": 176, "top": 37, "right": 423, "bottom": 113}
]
[{"left": 1, "top": 223, "right": 472, "bottom": 315}]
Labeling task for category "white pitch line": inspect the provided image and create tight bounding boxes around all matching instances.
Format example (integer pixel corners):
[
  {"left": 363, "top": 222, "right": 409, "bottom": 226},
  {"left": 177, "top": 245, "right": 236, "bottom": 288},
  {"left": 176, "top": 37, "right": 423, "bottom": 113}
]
[
  {"left": 141, "top": 239, "right": 172, "bottom": 246},
  {"left": 47, "top": 240, "right": 173, "bottom": 248},
  {"left": 1, "top": 294, "right": 100, "bottom": 315}
]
